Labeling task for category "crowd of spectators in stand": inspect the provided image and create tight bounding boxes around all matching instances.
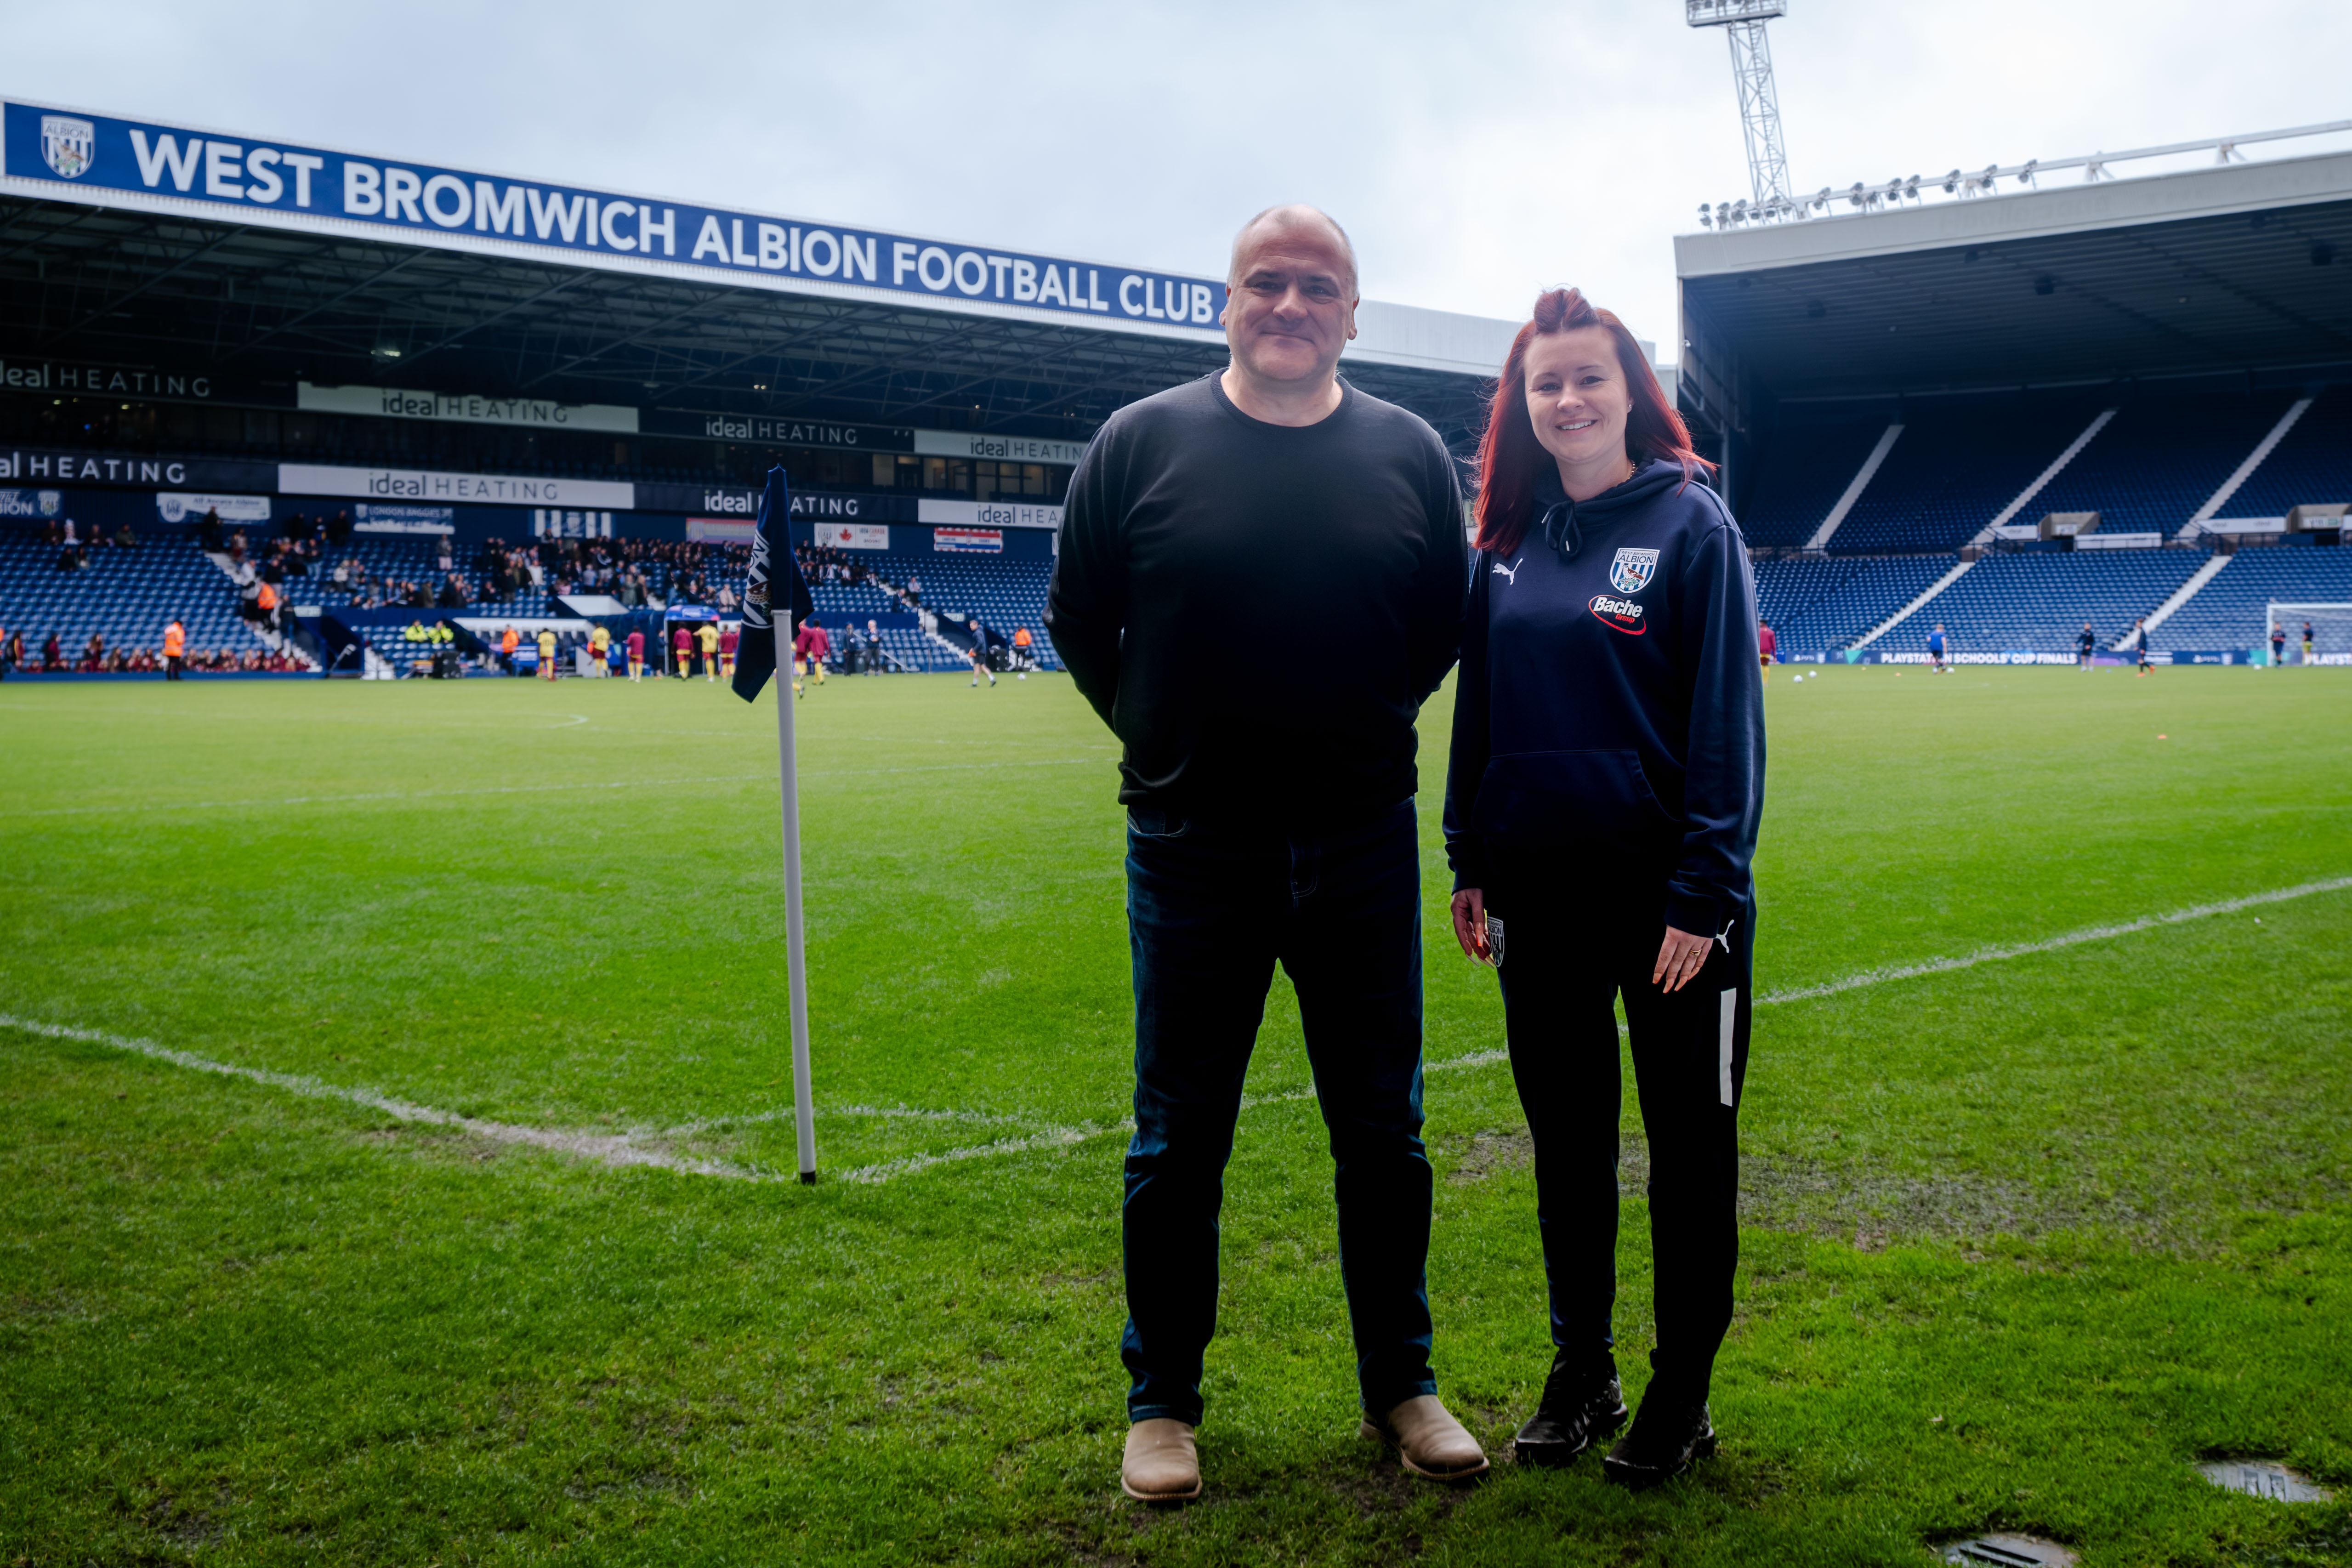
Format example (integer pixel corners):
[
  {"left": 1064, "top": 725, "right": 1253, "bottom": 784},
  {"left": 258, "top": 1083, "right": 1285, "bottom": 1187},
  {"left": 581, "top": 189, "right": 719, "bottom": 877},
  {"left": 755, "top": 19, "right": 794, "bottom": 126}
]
[
  {"left": 42, "top": 517, "right": 139, "bottom": 569},
  {"left": 794, "top": 542, "right": 923, "bottom": 607}
]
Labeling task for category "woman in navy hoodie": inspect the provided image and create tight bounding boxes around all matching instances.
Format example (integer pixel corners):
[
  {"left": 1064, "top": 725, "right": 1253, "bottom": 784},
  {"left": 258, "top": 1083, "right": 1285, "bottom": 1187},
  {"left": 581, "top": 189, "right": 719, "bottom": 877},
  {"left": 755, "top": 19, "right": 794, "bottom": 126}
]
[{"left": 1443, "top": 287, "right": 1764, "bottom": 1488}]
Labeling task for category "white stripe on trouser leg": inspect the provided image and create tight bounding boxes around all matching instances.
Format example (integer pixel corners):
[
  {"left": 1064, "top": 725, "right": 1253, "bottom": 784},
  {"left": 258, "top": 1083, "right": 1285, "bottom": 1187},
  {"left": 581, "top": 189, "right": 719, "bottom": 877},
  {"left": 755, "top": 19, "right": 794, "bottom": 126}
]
[{"left": 1718, "top": 989, "right": 1737, "bottom": 1107}]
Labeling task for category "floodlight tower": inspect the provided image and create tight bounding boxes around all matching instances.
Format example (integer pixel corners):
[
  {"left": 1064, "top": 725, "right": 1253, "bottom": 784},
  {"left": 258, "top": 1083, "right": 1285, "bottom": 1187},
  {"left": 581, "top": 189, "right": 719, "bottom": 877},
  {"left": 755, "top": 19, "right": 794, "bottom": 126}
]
[{"left": 1687, "top": 0, "right": 1794, "bottom": 213}]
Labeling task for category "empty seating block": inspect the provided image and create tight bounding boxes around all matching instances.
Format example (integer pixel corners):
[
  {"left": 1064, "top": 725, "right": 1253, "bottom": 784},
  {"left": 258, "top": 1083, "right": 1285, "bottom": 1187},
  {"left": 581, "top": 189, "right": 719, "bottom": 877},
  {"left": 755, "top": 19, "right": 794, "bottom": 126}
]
[
  {"left": 1737, "top": 421, "right": 1888, "bottom": 548},
  {"left": 1830, "top": 403, "right": 2105, "bottom": 554},
  {"left": 2157, "top": 547, "right": 2352, "bottom": 654},
  {"left": 1752, "top": 555, "right": 1954, "bottom": 657},
  {"left": 0, "top": 533, "right": 271, "bottom": 665},
  {"left": 2032, "top": 395, "right": 2298, "bottom": 538},
  {"left": 2222, "top": 387, "right": 2352, "bottom": 521},
  {"left": 1913, "top": 551, "right": 2204, "bottom": 654}
]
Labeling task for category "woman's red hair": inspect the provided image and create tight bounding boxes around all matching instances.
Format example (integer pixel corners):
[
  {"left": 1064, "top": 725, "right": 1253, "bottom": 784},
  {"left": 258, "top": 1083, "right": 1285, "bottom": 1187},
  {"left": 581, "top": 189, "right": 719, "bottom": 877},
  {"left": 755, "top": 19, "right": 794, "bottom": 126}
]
[{"left": 1472, "top": 287, "right": 1714, "bottom": 557}]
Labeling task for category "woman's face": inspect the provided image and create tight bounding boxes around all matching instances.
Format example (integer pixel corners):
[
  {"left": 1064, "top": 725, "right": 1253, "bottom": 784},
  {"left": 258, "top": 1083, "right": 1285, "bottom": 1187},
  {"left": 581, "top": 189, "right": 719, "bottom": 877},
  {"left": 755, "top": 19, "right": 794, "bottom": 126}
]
[{"left": 1523, "top": 325, "right": 1632, "bottom": 477}]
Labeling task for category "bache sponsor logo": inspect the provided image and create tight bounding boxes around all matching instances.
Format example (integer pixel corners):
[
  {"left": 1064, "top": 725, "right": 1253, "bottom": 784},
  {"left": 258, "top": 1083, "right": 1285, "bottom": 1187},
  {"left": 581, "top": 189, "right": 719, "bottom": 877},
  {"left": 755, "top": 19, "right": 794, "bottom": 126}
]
[{"left": 1590, "top": 593, "right": 1646, "bottom": 633}]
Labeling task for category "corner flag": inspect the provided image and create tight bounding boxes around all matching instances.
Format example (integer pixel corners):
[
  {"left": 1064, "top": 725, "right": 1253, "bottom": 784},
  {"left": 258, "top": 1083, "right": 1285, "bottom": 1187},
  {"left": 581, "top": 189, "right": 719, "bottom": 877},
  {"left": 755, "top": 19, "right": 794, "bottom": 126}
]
[
  {"left": 730, "top": 466, "right": 820, "bottom": 1183},
  {"left": 732, "top": 466, "right": 812, "bottom": 702}
]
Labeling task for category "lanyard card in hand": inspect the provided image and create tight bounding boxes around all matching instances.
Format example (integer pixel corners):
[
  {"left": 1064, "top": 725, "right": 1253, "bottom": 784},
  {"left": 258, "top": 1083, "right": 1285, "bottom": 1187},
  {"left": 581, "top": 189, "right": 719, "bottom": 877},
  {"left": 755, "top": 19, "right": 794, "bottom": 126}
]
[{"left": 1483, "top": 914, "right": 1506, "bottom": 969}]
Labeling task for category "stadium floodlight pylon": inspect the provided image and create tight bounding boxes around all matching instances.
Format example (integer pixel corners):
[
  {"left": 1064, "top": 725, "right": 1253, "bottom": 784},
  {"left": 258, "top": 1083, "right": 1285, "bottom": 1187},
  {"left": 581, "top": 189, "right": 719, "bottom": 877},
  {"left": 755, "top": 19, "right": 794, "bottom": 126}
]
[
  {"left": 1687, "top": 0, "right": 1795, "bottom": 213},
  {"left": 2266, "top": 602, "right": 2352, "bottom": 664}
]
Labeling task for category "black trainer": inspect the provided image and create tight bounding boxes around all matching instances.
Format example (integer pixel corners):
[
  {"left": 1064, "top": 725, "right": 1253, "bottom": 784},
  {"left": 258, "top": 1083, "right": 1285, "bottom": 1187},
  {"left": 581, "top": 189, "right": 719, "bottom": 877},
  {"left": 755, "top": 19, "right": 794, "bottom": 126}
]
[
  {"left": 1601, "top": 1394, "right": 1716, "bottom": 1488},
  {"left": 1512, "top": 1354, "right": 1627, "bottom": 1467}
]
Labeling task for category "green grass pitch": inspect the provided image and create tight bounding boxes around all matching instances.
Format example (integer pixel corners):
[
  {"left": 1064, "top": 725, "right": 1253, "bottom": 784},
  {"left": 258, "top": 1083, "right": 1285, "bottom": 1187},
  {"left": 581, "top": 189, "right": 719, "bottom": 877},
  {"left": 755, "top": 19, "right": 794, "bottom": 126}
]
[{"left": 2, "top": 662, "right": 2349, "bottom": 1566}]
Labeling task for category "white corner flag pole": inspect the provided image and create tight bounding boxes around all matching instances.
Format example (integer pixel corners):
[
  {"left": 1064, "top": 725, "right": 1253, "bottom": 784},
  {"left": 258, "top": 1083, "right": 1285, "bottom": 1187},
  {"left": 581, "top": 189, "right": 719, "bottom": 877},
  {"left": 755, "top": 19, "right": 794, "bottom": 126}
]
[{"left": 774, "top": 672, "right": 818, "bottom": 1184}]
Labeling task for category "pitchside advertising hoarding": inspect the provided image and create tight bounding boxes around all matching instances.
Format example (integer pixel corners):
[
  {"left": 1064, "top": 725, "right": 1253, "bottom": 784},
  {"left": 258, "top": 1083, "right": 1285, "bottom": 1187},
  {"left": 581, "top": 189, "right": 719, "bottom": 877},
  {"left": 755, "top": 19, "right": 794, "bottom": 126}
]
[{"left": 3, "top": 100, "right": 1227, "bottom": 335}]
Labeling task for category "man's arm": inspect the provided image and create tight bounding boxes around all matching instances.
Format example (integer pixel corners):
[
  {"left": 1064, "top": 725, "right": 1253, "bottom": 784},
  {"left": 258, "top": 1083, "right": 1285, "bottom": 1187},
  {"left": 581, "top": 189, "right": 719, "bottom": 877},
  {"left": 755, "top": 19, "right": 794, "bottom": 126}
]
[
  {"left": 1045, "top": 429, "right": 1126, "bottom": 729},
  {"left": 1404, "top": 439, "right": 1468, "bottom": 705},
  {"left": 1441, "top": 554, "right": 1493, "bottom": 894}
]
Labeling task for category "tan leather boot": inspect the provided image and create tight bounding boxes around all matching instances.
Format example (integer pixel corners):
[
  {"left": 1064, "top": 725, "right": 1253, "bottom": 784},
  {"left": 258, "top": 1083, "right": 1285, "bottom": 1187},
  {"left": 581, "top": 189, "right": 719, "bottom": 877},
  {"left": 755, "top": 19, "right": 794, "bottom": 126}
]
[
  {"left": 1360, "top": 1394, "right": 1490, "bottom": 1481},
  {"left": 1120, "top": 1418, "right": 1201, "bottom": 1501}
]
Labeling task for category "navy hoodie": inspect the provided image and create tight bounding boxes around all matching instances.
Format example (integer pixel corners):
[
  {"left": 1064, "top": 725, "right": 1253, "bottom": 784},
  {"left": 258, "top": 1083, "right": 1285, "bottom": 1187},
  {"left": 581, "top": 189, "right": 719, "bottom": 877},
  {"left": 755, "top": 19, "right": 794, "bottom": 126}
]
[{"left": 1443, "top": 458, "right": 1766, "bottom": 938}]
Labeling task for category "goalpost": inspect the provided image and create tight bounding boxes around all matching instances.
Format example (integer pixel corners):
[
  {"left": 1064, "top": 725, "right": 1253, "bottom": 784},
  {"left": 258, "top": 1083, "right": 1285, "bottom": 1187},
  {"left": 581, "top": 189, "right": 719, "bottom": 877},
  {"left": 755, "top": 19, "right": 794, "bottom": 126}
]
[{"left": 2264, "top": 602, "right": 2352, "bottom": 665}]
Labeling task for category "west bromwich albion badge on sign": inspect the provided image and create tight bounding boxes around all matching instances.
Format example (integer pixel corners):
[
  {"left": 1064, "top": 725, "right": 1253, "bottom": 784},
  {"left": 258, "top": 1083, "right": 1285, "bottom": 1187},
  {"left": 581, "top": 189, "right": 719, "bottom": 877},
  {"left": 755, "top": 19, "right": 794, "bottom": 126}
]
[
  {"left": 1609, "top": 547, "right": 1659, "bottom": 595},
  {"left": 41, "top": 117, "right": 94, "bottom": 180}
]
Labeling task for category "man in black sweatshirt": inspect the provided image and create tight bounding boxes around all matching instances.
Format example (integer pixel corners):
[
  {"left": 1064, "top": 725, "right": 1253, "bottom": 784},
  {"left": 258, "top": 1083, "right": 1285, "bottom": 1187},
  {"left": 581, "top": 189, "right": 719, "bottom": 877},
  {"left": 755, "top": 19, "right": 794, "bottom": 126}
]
[{"left": 1049, "top": 204, "right": 1475, "bottom": 1501}]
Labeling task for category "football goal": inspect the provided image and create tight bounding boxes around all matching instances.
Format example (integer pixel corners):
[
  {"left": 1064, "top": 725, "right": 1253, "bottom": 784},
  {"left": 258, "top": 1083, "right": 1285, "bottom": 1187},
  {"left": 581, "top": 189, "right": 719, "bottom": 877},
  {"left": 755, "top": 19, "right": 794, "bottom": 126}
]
[{"left": 2265, "top": 602, "right": 2352, "bottom": 664}]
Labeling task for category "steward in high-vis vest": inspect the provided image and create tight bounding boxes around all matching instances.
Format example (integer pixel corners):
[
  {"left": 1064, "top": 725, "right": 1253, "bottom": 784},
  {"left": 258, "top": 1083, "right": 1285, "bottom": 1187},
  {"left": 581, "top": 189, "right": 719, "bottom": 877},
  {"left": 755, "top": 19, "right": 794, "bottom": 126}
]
[{"left": 162, "top": 619, "right": 186, "bottom": 682}]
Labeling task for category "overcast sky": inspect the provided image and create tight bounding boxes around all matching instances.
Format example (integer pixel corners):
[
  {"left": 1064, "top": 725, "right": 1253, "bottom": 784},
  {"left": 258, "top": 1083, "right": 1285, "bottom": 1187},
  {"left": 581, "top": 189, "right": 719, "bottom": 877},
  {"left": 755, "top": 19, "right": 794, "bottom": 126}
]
[{"left": 10, "top": 0, "right": 2351, "bottom": 366}]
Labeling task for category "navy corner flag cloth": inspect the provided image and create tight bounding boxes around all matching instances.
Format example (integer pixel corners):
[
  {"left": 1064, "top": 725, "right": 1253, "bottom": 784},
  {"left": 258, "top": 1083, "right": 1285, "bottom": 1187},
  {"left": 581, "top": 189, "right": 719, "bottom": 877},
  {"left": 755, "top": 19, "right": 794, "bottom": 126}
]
[{"left": 731, "top": 466, "right": 814, "bottom": 703}]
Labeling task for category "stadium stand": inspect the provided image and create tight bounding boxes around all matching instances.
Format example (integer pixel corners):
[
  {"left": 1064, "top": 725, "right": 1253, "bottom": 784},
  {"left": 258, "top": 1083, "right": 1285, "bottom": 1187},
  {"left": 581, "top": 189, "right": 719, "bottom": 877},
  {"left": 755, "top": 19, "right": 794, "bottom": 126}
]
[
  {"left": 1905, "top": 549, "right": 2207, "bottom": 654},
  {"left": 1736, "top": 420, "right": 1890, "bottom": 548},
  {"left": 1827, "top": 399, "right": 2108, "bottom": 554},
  {"left": 2027, "top": 392, "right": 2302, "bottom": 539},
  {"left": 2153, "top": 545, "right": 2352, "bottom": 654},
  {"left": 879, "top": 553, "right": 1059, "bottom": 671},
  {"left": 2219, "top": 386, "right": 2352, "bottom": 523},
  {"left": 1753, "top": 554, "right": 1955, "bottom": 658},
  {"left": 0, "top": 531, "right": 277, "bottom": 669}
]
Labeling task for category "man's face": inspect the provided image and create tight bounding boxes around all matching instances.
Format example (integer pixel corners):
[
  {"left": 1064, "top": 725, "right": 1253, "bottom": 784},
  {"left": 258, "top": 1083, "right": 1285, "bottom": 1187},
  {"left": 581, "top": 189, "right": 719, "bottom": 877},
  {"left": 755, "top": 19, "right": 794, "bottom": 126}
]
[{"left": 1221, "top": 218, "right": 1358, "bottom": 388}]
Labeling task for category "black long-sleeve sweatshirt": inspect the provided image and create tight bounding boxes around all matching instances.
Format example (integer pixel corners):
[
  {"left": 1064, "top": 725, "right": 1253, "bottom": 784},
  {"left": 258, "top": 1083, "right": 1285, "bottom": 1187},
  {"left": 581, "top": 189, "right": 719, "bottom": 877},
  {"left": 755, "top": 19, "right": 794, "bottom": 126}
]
[
  {"left": 1048, "top": 373, "right": 1466, "bottom": 817},
  {"left": 1443, "top": 459, "right": 1765, "bottom": 937}
]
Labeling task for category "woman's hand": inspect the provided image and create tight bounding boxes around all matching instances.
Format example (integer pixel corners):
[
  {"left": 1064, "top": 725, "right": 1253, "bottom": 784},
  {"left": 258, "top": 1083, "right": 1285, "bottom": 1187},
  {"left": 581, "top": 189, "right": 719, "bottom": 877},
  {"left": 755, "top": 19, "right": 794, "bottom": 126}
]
[
  {"left": 1450, "top": 888, "right": 1489, "bottom": 962},
  {"left": 1653, "top": 925, "right": 1714, "bottom": 993}
]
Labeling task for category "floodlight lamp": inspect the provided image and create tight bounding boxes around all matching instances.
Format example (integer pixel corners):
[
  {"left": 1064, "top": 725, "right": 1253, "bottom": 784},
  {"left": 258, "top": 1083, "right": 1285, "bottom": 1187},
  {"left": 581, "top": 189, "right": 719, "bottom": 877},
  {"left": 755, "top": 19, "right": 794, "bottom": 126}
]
[
  {"left": 1943, "top": 169, "right": 1962, "bottom": 193},
  {"left": 1685, "top": 0, "right": 1788, "bottom": 26}
]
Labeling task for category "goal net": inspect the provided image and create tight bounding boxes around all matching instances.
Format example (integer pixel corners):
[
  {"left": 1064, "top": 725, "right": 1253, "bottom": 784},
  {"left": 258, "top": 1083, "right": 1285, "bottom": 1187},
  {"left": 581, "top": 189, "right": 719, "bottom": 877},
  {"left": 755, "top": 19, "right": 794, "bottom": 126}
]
[{"left": 2265, "top": 602, "right": 2352, "bottom": 664}]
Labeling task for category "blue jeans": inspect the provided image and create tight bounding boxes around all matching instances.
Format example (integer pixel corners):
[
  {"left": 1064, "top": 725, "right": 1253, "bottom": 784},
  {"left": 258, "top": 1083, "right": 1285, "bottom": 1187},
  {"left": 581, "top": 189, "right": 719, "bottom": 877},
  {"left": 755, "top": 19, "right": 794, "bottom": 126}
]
[{"left": 1119, "top": 800, "right": 1437, "bottom": 1427}]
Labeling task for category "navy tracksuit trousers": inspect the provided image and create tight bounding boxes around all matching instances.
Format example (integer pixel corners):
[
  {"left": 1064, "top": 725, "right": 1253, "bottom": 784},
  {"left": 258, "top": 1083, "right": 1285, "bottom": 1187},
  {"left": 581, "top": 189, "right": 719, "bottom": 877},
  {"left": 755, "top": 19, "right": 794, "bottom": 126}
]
[{"left": 1486, "top": 862, "right": 1753, "bottom": 1403}]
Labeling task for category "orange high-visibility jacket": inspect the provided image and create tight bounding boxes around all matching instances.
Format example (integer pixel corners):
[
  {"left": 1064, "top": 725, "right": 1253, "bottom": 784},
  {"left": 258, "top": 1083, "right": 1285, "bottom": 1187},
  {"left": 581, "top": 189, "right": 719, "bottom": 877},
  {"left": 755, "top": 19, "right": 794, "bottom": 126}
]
[{"left": 162, "top": 622, "right": 185, "bottom": 658}]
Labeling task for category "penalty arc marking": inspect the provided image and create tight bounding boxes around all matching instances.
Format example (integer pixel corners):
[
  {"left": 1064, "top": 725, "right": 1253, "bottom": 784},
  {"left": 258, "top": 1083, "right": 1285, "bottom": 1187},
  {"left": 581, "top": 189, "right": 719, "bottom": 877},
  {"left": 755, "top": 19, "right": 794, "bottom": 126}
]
[{"left": 5, "top": 874, "right": 2347, "bottom": 1186}]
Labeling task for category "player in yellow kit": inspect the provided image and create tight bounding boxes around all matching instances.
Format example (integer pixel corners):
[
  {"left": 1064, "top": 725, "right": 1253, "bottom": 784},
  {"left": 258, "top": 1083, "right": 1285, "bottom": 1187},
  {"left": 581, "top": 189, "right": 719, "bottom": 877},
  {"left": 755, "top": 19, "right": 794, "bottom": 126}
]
[{"left": 696, "top": 620, "right": 721, "bottom": 682}]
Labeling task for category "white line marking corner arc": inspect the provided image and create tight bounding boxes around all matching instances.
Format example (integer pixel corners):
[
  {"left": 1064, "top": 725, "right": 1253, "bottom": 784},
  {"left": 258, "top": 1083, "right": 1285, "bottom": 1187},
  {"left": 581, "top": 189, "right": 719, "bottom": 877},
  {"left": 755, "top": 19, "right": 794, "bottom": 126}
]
[{"left": 8, "top": 873, "right": 2346, "bottom": 1188}]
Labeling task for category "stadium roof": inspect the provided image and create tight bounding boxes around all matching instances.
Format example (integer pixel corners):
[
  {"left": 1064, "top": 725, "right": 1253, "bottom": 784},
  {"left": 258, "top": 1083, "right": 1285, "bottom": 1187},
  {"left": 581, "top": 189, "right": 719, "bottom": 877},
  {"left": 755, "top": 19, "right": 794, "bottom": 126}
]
[
  {"left": 0, "top": 97, "right": 1516, "bottom": 447},
  {"left": 1675, "top": 147, "right": 2352, "bottom": 415}
]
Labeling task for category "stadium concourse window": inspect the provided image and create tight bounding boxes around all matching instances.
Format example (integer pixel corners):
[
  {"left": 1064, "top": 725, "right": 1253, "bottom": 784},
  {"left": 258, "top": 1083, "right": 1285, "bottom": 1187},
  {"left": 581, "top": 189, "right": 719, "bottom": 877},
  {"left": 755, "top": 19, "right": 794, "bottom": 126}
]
[{"left": 861, "top": 453, "right": 1065, "bottom": 501}]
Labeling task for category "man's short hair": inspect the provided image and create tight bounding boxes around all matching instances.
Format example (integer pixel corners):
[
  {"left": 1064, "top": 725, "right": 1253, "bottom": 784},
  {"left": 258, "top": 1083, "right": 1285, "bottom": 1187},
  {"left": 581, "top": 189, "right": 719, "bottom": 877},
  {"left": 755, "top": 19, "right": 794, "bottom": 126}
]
[{"left": 1227, "top": 204, "right": 1358, "bottom": 297}]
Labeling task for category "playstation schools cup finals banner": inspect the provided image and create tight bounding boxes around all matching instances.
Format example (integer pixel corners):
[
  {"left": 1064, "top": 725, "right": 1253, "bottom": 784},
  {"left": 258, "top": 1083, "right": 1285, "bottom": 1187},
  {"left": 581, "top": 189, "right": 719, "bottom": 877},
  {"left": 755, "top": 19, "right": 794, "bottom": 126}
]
[{"left": 4, "top": 102, "right": 1227, "bottom": 332}]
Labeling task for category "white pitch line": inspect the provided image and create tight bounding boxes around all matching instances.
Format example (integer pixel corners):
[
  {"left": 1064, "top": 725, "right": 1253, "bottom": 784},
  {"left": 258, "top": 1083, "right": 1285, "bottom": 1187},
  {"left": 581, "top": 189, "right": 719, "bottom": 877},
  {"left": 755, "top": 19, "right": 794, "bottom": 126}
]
[
  {"left": 0, "top": 758, "right": 1103, "bottom": 819},
  {"left": 1753, "top": 875, "right": 2352, "bottom": 1007},
  {"left": 835, "top": 1122, "right": 1122, "bottom": 1185},
  {"left": 0, "top": 1014, "right": 782, "bottom": 1183},
  {"left": 10, "top": 874, "right": 2347, "bottom": 1187}
]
